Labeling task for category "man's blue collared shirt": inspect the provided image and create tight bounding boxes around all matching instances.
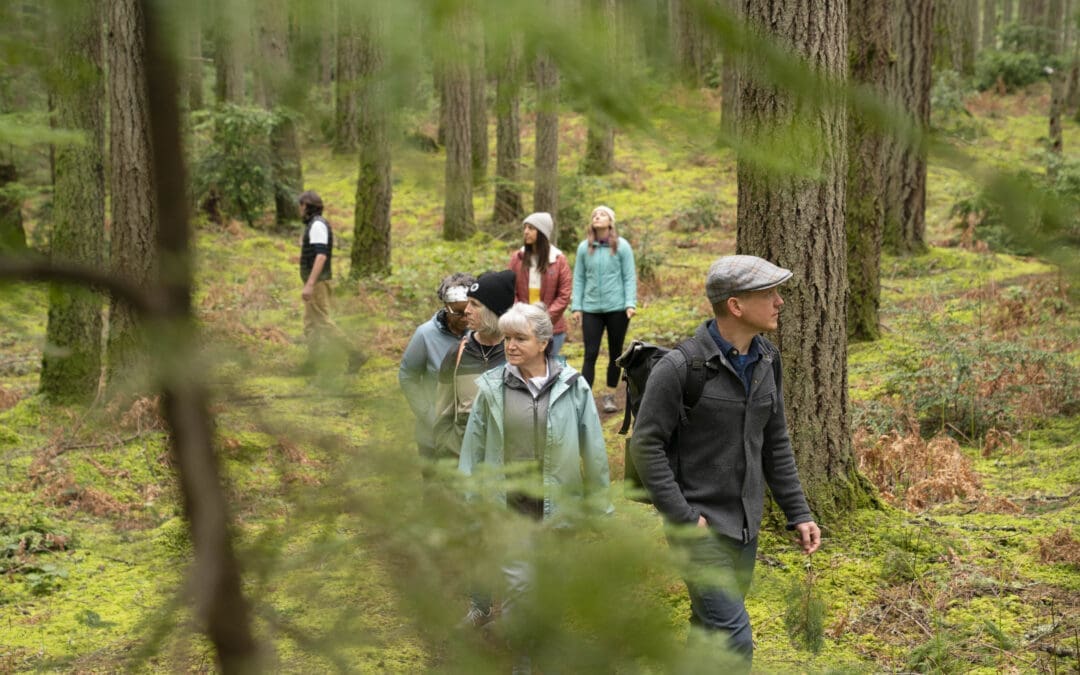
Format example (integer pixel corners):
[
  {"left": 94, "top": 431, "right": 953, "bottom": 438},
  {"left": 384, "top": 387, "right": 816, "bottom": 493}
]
[{"left": 707, "top": 319, "right": 762, "bottom": 397}]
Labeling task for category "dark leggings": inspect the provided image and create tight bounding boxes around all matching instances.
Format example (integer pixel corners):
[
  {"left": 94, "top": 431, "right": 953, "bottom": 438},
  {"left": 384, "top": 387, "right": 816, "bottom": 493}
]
[{"left": 581, "top": 311, "right": 631, "bottom": 389}]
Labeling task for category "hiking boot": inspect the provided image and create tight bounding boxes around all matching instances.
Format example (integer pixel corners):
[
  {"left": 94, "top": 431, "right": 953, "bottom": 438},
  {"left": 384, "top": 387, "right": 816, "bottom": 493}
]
[
  {"left": 347, "top": 349, "right": 369, "bottom": 373},
  {"left": 601, "top": 394, "right": 618, "bottom": 413},
  {"left": 458, "top": 603, "right": 496, "bottom": 629}
]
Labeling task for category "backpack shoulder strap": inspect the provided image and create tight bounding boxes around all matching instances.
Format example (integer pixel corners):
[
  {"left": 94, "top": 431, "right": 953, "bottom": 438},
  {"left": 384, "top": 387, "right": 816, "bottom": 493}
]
[
  {"left": 675, "top": 338, "right": 709, "bottom": 423},
  {"left": 452, "top": 336, "right": 469, "bottom": 423}
]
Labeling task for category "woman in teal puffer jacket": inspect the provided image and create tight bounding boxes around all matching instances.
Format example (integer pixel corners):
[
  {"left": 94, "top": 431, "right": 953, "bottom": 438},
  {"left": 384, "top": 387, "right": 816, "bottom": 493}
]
[{"left": 571, "top": 205, "right": 637, "bottom": 414}]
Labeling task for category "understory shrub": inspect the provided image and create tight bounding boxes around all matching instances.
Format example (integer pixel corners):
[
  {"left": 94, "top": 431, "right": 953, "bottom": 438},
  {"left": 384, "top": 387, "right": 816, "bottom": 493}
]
[
  {"left": 191, "top": 104, "right": 280, "bottom": 227},
  {"left": 854, "top": 429, "right": 981, "bottom": 510},
  {"left": 974, "top": 50, "right": 1047, "bottom": 92},
  {"left": 668, "top": 195, "right": 725, "bottom": 232},
  {"left": 949, "top": 163, "right": 1080, "bottom": 258}
]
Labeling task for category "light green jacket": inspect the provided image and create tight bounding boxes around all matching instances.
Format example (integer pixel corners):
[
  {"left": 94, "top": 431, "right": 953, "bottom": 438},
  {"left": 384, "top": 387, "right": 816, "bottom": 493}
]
[{"left": 458, "top": 363, "right": 613, "bottom": 522}]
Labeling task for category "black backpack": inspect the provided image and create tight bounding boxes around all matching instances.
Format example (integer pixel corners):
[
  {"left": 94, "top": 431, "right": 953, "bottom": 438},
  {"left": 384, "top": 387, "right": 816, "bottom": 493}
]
[{"left": 614, "top": 338, "right": 711, "bottom": 503}]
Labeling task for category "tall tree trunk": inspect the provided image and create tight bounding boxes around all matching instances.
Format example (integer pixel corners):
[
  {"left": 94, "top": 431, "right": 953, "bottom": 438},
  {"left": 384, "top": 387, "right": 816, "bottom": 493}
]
[
  {"left": 737, "top": 0, "right": 868, "bottom": 516},
  {"left": 982, "top": 0, "right": 998, "bottom": 50},
  {"left": 41, "top": 0, "right": 105, "bottom": 403},
  {"left": 351, "top": 20, "right": 392, "bottom": 278},
  {"left": 1002, "top": 0, "right": 1013, "bottom": 23},
  {"left": 256, "top": 0, "right": 302, "bottom": 225},
  {"left": 493, "top": 40, "right": 524, "bottom": 225},
  {"left": 1049, "top": 70, "right": 1066, "bottom": 177},
  {"left": 0, "top": 163, "right": 26, "bottom": 253},
  {"left": 533, "top": 53, "right": 560, "bottom": 232},
  {"left": 442, "top": 12, "right": 475, "bottom": 240},
  {"left": 720, "top": 0, "right": 742, "bottom": 137},
  {"left": 936, "top": 0, "right": 978, "bottom": 75},
  {"left": 469, "top": 14, "right": 488, "bottom": 186},
  {"left": 140, "top": 2, "right": 261, "bottom": 666},
  {"left": 1048, "top": 0, "right": 1065, "bottom": 55},
  {"left": 583, "top": 0, "right": 617, "bottom": 176},
  {"left": 186, "top": 1, "right": 204, "bottom": 111},
  {"left": 1020, "top": 0, "right": 1049, "bottom": 53},
  {"left": 335, "top": 0, "right": 360, "bottom": 154},
  {"left": 670, "top": 0, "right": 713, "bottom": 85},
  {"left": 212, "top": 1, "right": 245, "bottom": 104},
  {"left": 107, "top": 0, "right": 157, "bottom": 388},
  {"left": 884, "top": 0, "right": 932, "bottom": 254},
  {"left": 847, "top": 0, "right": 892, "bottom": 343}
]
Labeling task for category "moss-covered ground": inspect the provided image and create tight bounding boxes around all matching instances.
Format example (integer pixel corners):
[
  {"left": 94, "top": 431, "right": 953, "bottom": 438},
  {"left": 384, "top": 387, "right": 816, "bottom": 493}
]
[{"left": 1, "top": 81, "right": 1077, "bottom": 672}]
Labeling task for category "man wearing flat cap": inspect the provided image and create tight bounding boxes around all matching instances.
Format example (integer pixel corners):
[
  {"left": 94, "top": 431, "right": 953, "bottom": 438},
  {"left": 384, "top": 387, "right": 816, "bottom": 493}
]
[{"left": 629, "top": 254, "right": 820, "bottom": 668}]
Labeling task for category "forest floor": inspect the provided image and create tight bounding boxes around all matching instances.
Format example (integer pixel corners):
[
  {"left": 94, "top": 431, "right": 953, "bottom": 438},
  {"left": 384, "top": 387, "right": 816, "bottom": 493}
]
[{"left": 0, "top": 83, "right": 1078, "bottom": 673}]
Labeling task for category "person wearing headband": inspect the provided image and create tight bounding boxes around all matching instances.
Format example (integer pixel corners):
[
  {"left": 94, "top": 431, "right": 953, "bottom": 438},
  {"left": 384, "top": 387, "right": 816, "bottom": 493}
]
[{"left": 399, "top": 271, "right": 476, "bottom": 464}]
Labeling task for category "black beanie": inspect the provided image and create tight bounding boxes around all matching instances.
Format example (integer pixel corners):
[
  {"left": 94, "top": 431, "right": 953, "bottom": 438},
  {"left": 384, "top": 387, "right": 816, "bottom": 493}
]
[{"left": 468, "top": 269, "right": 516, "bottom": 317}]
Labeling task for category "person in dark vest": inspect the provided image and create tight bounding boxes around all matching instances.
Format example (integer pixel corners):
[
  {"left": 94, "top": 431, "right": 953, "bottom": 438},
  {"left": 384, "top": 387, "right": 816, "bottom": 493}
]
[{"left": 298, "top": 190, "right": 363, "bottom": 372}]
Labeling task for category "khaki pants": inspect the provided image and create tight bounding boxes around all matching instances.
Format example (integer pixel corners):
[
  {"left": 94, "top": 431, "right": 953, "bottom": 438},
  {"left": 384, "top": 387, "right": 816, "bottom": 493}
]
[{"left": 303, "top": 280, "right": 349, "bottom": 356}]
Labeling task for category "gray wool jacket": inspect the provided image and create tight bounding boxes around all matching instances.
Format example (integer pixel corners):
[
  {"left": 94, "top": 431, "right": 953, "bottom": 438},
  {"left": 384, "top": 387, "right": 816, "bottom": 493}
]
[{"left": 628, "top": 321, "right": 813, "bottom": 542}]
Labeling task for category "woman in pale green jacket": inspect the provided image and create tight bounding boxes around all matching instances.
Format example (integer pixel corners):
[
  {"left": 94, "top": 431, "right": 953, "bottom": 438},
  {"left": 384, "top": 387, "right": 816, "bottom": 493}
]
[
  {"left": 457, "top": 303, "right": 611, "bottom": 667},
  {"left": 459, "top": 303, "right": 612, "bottom": 523},
  {"left": 571, "top": 205, "right": 637, "bottom": 414}
]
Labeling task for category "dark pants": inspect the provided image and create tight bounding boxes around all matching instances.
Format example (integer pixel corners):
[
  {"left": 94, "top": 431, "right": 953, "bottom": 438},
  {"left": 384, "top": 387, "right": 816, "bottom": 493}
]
[
  {"left": 581, "top": 311, "right": 630, "bottom": 388},
  {"left": 669, "top": 530, "right": 758, "bottom": 667}
]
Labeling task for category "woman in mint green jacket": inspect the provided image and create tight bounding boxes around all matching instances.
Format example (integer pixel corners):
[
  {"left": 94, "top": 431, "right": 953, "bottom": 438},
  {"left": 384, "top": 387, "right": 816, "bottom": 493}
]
[
  {"left": 571, "top": 205, "right": 637, "bottom": 414},
  {"left": 457, "top": 303, "right": 611, "bottom": 663},
  {"left": 459, "top": 303, "right": 612, "bottom": 523}
]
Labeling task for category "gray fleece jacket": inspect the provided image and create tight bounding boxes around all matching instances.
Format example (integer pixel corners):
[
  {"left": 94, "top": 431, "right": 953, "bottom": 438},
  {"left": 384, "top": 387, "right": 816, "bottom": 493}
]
[{"left": 629, "top": 321, "right": 812, "bottom": 542}]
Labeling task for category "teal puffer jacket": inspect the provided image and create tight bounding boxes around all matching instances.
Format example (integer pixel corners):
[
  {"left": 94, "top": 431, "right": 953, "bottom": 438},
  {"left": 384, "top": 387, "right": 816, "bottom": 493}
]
[{"left": 571, "top": 237, "right": 637, "bottom": 313}]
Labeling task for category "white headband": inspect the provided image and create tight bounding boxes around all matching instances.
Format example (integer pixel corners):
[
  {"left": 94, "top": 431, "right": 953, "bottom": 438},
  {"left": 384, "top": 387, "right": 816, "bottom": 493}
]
[{"left": 443, "top": 285, "right": 469, "bottom": 303}]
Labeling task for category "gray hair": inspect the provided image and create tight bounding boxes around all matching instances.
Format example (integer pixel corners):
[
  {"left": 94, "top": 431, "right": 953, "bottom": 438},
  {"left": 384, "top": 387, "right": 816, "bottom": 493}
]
[
  {"left": 472, "top": 300, "right": 503, "bottom": 339},
  {"left": 437, "top": 272, "right": 477, "bottom": 302},
  {"left": 498, "top": 302, "right": 554, "bottom": 345}
]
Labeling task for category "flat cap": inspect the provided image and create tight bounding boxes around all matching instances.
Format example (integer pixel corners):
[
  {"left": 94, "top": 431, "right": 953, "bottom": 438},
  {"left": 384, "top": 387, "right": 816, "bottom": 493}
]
[{"left": 705, "top": 255, "right": 792, "bottom": 305}]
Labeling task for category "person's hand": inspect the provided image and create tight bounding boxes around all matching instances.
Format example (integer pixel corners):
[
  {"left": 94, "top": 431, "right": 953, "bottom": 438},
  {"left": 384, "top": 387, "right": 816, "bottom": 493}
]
[
  {"left": 626, "top": 307, "right": 636, "bottom": 319},
  {"left": 697, "top": 515, "right": 708, "bottom": 528},
  {"left": 794, "top": 521, "right": 821, "bottom": 555},
  {"left": 572, "top": 311, "right": 582, "bottom": 325},
  {"left": 301, "top": 284, "right": 314, "bottom": 302}
]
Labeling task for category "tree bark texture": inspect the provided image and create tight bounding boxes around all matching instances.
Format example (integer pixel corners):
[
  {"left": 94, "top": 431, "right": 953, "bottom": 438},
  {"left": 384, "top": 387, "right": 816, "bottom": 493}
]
[
  {"left": 140, "top": 2, "right": 261, "bottom": 668},
  {"left": 736, "top": 0, "right": 867, "bottom": 516},
  {"left": 41, "top": 0, "right": 105, "bottom": 403},
  {"left": 469, "top": 14, "right": 488, "bottom": 186},
  {"left": 212, "top": 2, "right": 245, "bottom": 104},
  {"left": 533, "top": 54, "right": 560, "bottom": 232},
  {"left": 1003, "top": 0, "right": 1013, "bottom": 23},
  {"left": 670, "top": 0, "right": 714, "bottom": 85},
  {"left": 583, "top": 0, "right": 617, "bottom": 176},
  {"left": 107, "top": 0, "right": 158, "bottom": 387},
  {"left": 0, "top": 163, "right": 26, "bottom": 253},
  {"left": 720, "top": 0, "right": 742, "bottom": 137},
  {"left": 334, "top": 0, "right": 360, "bottom": 154},
  {"left": 351, "top": 22, "right": 392, "bottom": 278},
  {"left": 1047, "top": 0, "right": 1065, "bottom": 55},
  {"left": 935, "top": 0, "right": 978, "bottom": 75},
  {"left": 442, "top": 13, "right": 475, "bottom": 240},
  {"left": 255, "top": 0, "right": 302, "bottom": 225},
  {"left": 982, "top": 0, "right": 998, "bottom": 50},
  {"left": 186, "top": 1, "right": 204, "bottom": 111},
  {"left": 846, "top": 0, "right": 892, "bottom": 343},
  {"left": 884, "top": 0, "right": 932, "bottom": 254},
  {"left": 1049, "top": 70, "right": 1065, "bottom": 176},
  {"left": 493, "top": 41, "right": 524, "bottom": 224}
]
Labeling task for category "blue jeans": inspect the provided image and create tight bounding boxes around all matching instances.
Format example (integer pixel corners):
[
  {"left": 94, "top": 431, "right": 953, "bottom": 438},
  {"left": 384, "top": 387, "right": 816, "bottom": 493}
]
[
  {"left": 670, "top": 530, "right": 758, "bottom": 666},
  {"left": 549, "top": 332, "right": 566, "bottom": 358}
]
